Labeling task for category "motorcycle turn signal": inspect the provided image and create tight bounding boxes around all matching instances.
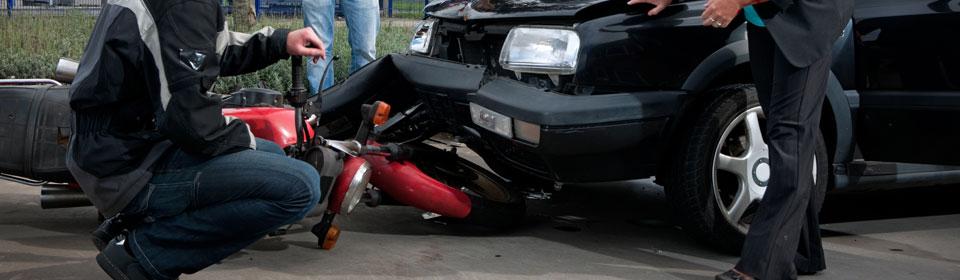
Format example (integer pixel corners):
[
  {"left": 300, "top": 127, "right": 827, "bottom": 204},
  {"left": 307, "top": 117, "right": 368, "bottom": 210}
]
[{"left": 372, "top": 102, "right": 391, "bottom": 126}]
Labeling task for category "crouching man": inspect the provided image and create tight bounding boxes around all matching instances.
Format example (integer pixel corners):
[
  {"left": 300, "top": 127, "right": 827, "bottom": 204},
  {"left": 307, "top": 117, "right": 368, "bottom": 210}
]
[{"left": 67, "top": 0, "right": 327, "bottom": 279}]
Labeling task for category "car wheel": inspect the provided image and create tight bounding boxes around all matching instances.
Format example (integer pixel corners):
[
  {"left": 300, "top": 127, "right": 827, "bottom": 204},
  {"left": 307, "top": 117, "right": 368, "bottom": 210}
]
[{"left": 666, "top": 84, "right": 828, "bottom": 254}]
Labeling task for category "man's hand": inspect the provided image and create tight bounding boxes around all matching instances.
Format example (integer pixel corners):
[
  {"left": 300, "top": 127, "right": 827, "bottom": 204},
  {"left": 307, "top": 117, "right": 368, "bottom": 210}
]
[
  {"left": 626, "top": 0, "right": 672, "bottom": 16},
  {"left": 286, "top": 27, "right": 326, "bottom": 63},
  {"left": 701, "top": 0, "right": 750, "bottom": 28}
]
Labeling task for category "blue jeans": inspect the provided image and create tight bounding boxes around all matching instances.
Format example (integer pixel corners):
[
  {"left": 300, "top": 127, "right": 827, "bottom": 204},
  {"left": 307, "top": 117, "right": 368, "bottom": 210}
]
[
  {"left": 303, "top": 0, "right": 380, "bottom": 92},
  {"left": 123, "top": 139, "right": 321, "bottom": 280}
]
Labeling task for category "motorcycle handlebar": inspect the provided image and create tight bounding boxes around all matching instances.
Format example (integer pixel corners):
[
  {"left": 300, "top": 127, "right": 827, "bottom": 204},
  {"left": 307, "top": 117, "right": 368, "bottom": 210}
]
[{"left": 290, "top": 56, "right": 306, "bottom": 93}]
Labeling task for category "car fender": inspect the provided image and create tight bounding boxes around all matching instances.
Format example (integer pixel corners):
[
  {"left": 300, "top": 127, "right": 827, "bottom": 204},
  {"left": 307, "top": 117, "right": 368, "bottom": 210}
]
[
  {"left": 678, "top": 39, "right": 856, "bottom": 181},
  {"left": 681, "top": 39, "right": 750, "bottom": 94}
]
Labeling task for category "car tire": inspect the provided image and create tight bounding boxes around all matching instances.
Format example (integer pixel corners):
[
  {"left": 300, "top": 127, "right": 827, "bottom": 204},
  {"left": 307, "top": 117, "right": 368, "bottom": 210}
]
[{"left": 666, "top": 84, "right": 829, "bottom": 254}]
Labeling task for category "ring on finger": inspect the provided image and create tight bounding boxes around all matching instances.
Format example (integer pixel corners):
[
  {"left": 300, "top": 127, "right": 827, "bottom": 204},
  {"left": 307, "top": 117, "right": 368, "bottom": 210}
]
[{"left": 713, "top": 21, "right": 723, "bottom": 28}]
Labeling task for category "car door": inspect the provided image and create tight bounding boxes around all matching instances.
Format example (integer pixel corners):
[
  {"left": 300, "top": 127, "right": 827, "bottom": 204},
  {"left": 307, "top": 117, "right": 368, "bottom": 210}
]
[{"left": 853, "top": 0, "right": 960, "bottom": 165}]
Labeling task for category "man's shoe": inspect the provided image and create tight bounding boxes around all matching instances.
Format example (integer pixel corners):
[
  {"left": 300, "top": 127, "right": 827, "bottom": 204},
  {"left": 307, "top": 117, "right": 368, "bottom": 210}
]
[
  {"left": 96, "top": 236, "right": 152, "bottom": 280},
  {"left": 716, "top": 269, "right": 755, "bottom": 280},
  {"left": 92, "top": 214, "right": 136, "bottom": 251}
]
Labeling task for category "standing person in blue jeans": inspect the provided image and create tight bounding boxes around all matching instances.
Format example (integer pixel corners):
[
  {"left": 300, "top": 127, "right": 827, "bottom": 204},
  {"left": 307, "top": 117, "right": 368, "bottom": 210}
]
[
  {"left": 303, "top": 0, "right": 380, "bottom": 92},
  {"left": 66, "top": 0, "right": 326, "bottom": 279}
]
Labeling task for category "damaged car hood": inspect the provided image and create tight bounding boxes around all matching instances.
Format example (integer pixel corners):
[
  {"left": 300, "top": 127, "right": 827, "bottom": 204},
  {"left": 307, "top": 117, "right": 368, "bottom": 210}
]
[{"left": 425, "top": 0, "right": 608, "bottom": 21}]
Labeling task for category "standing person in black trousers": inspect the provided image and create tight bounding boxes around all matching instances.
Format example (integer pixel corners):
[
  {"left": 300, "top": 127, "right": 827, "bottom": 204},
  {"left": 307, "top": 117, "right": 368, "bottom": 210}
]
[{"left": 627, "top": 0, "right": 853, "bottom": 279}]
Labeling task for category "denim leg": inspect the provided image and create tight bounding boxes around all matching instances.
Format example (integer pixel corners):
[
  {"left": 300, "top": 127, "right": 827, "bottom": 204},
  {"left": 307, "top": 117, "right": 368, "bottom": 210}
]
[
  {"left": 123, "top": 139, "right": 321, "bottom": 280},
  {"left": 255, "top": 138, "right": 285, "bottom": 155},
  {"left": 342, "top": 0, "right": 379, "bottom": 73},
  {"left": 303, "top": 0, "right": 337, "bottom": 93}
]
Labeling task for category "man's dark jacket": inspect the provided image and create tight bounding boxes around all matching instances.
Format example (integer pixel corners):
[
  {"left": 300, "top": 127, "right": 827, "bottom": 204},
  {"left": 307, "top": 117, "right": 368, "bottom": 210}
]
[
  {"left": 67, "top": 0, "right": 290, "bottom": 216},
  {"left": 755, "top": 0, "right": 854, "bottom": 67}
]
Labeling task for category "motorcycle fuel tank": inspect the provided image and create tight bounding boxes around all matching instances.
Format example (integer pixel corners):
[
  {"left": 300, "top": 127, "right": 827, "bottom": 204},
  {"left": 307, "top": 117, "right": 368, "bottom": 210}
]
[{"left": 222, "top": 107, "right": 314, "bottom": 149}]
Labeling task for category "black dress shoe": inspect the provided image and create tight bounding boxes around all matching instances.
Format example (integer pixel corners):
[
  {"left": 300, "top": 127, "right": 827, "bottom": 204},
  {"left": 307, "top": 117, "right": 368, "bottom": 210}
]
[
  {"left": 716, "top": 269, "right": 755, "bottom": 280},
  {"left": 96, "top": 236, "right": 153, "bottom": 280},
  {"left": 92, "top": 214, "right": 138, "bottom": 251}
]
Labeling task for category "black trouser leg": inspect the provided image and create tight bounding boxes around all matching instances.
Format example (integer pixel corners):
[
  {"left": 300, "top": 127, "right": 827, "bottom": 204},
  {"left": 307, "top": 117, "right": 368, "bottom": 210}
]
[{"left": 737, "top": 25, "right": 830, "bottom": 280}]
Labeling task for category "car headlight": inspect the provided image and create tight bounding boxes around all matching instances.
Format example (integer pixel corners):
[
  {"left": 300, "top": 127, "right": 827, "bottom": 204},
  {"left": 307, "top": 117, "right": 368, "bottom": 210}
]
[
  {"left": 499, "top": 27, "right": 581, "bottom": 75},
  {"left": 408, "top": 19, "right": 437, "bottom": 54}
]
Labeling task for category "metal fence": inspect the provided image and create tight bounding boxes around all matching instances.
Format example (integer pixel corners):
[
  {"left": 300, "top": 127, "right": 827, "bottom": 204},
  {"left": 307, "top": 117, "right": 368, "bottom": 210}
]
[
  {"left": 2, "top": 0, "right": 426, "bottom": 18},
  {"left": 2, "top": 0, "right": 102, "bottom": 16}
]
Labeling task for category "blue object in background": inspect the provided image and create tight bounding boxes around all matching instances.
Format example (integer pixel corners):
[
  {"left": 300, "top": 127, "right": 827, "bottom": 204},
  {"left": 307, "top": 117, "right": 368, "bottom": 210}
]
[
  {"left": 7, "top": 0, "right": 13, "bottom": 17},
  {"left": 744, "top": 5, "right": 765, "bottom": 27}
]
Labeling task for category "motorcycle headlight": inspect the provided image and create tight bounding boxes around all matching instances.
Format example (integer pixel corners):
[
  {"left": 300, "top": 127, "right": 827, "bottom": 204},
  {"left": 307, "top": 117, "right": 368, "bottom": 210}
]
[
  {"left": 341, "top": 158, "right": 372, "bottom": 214},
  {"left": 499, "top": 27, "right": 581, "bottom": 75},
  {"left": 408, "top": 19, "right": 437, "bottom": 54}
]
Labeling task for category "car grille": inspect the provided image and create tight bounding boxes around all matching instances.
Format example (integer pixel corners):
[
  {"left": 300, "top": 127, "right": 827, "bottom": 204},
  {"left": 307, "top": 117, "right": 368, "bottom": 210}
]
[
  {"left": 416, "top": 88, "right": 472, "bottom": 124},
  {"left": 431, "top": 21, "right": 576, "bottom": 94},
  {"left": 432, "top": 25, "right": 511, "bottom": 77}
]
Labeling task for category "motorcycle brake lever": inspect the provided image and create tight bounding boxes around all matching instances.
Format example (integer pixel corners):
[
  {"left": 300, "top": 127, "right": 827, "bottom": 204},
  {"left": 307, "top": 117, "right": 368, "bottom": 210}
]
[{"left": 324, "top": 139, "right": 362, "bottom": 156}]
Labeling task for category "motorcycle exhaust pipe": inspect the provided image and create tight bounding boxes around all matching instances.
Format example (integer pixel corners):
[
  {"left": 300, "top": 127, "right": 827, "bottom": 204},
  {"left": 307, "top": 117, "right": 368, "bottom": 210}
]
[
  {"left": 41, "top": 185, "right": 92, "bottom": 209},
  {"left": 54, "top": 58, "right": 78, "bottom": 84}
]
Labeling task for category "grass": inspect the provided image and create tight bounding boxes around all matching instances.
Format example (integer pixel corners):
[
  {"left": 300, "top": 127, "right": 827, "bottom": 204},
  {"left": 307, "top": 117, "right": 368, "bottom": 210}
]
[{"left": 0, "top": 13, "right": 414, "bottom": 93}]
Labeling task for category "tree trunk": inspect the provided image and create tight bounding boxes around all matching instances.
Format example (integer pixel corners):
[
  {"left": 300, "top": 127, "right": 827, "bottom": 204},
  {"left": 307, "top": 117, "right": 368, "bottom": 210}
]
[{"left": 232, "top": 0, "right": 257, "bottom": 31}]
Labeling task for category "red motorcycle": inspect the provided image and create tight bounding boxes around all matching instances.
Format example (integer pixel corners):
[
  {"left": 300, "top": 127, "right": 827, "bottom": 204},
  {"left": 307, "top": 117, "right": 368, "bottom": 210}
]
[{"left": 0, "top": 57, "right": 525, "bottom": 249}]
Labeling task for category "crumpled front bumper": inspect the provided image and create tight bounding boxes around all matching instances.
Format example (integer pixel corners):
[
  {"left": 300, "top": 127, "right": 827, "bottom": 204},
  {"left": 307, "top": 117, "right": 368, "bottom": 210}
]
[{"left": 319, "top": 54, "right": 686, "bottom": 183}]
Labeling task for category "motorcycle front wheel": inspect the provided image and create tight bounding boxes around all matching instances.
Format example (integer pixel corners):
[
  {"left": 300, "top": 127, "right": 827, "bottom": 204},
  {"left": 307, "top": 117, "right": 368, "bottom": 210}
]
[{"left": 412, "top": 148, "right": 527, "bottom": 229}]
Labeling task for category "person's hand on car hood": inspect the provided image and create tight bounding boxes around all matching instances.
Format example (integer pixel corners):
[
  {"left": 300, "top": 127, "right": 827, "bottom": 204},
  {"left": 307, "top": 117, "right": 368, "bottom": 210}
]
[
  {"left": 628, "top": 0, "right": 767, "bottom": 28},
  {"left": 626, "top": 0, "right": 672, "bottom": 16}
]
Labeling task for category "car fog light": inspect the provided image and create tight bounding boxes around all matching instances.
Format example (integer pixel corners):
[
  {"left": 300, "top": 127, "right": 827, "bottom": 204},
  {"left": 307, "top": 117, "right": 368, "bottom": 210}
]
[
  {"left": 513, "top": 119, "right": 541, "bottom": 145},
  {"left": 470, "top": 103, "right": 513, "bottom": 138}
]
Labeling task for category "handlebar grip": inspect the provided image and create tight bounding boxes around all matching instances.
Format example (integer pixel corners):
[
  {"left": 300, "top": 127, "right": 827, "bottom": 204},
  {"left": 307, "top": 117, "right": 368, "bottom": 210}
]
[{"left": 290, "top": 56, "right": 306, "bottom": 93}]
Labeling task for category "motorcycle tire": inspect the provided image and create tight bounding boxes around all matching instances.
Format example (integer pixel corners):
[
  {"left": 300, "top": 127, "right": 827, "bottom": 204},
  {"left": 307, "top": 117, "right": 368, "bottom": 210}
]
[{"left": 413, "top": 151, "right": 526, "bottom": 229}]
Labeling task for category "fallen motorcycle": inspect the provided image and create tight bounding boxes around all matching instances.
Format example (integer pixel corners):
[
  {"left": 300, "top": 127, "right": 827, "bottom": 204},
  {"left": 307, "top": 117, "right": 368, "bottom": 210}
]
[{"left": 0, "top": 57, "right": 525, "bottom": 249}]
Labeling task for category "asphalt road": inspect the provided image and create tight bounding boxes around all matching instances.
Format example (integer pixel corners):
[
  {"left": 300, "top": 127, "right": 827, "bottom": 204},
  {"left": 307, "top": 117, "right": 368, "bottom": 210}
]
[{"left": 2, "top": 177, "right": 959, "bottom": 280}]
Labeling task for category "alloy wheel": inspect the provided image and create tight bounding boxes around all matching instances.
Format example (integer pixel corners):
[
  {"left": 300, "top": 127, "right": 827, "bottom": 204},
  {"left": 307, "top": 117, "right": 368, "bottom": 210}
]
[{"left": 711, "top": 106, "right": 818, "bottom": 233}]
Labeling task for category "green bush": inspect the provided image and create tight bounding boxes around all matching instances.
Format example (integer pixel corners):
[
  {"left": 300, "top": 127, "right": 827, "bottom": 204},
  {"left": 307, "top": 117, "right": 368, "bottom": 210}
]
[{"left": 0, "top": 13, "right": 413, "bottom": 94}]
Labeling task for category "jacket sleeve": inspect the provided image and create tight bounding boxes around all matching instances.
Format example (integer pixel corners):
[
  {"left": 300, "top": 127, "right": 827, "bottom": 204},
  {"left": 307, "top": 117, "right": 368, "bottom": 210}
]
[
  {"left": 769, "top": 0, "right": 793, "bottom": 10},
  {"left": 214, "top": 10, "right": 290, "bottom": 77},
  {"left": 153, "top": 0, "right": 256, "bottom": 156}
]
